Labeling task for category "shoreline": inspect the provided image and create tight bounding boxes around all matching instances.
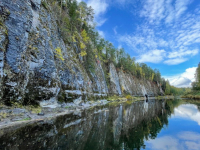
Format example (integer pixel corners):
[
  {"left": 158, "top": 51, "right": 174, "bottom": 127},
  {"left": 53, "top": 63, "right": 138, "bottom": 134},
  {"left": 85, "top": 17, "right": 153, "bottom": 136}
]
[{"left": 0, "top": 96, "right": 173, "bottom": 134}]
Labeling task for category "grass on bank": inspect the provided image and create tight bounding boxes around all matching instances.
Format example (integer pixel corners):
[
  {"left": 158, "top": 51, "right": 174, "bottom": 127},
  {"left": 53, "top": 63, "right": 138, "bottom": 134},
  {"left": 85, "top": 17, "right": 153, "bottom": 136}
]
[
  {"left": 107, "top": 95, "right": 173, "bottom": 102},
  {"left": 107, "top": 95, "right": 139, "bottom": 101},
  {"left": 11, "top": 102, "right": 42, "bottom": 114},
  {"left": 182, "top": 91, "right": 200, "bottom": 99},
  {"left": 0, "top": 112, "right": 8, "bottom": 119},
  {"left": 19, "top": 117, "right": 31, "bottom": 121}
]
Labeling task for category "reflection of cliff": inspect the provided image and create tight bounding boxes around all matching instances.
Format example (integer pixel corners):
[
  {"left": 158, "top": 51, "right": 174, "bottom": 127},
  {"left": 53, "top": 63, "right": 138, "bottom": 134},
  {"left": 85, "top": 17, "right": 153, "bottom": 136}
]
[{"left": 0, "top": 100, "right": 170, "bottom": 150}]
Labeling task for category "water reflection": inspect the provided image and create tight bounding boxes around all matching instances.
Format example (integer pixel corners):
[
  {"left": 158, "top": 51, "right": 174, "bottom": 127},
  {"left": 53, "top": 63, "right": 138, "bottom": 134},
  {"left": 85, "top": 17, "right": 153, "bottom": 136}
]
[
  {"left": 173, "top": 104, "right": 200, "bottom": 125},
  {"left": 145, "top": 100, "right": 200, "bottom": 150},
  {"left": 146, "top": 132, "right": 200, "bottom": 150},
  {"left": 1, "top": 99, "right": 200, "bottom": 150}
]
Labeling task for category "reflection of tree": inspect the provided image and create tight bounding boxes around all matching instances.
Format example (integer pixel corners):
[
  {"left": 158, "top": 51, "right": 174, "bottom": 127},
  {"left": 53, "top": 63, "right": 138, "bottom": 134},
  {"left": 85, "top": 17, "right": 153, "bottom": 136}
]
[
  {"left": 120, "top": 99, "right": 183, "bottom": 150},
  {"left": 122, "top": 112, "right": 167, "bottom": 150},
  {"left": 165, "top": 99, "right": 184, "bottom": 115},
  {"left": 185, "top": 99, "right": 200, "bottom": 112},
  {"left": 0, "top": 99, "right": 186, "bottom": 150}
]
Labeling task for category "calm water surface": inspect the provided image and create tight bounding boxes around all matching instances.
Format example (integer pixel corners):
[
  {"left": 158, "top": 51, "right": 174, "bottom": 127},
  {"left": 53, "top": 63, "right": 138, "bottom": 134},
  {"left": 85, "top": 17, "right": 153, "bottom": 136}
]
[{"left": 0, "top": 99, "right": 200, "bottom": 150}]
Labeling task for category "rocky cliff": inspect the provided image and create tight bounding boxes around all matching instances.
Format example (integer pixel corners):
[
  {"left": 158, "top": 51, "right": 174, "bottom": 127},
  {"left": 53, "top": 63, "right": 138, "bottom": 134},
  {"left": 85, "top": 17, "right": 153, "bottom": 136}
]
[{"left": 0, "top": 0, "right": 163, "bottom": 105}]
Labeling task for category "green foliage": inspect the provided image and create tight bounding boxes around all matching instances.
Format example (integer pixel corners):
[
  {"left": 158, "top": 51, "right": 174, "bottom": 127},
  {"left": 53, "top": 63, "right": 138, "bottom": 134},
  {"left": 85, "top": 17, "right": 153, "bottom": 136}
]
[
  {"left": 68, "top": 1, "right": 78, "bottom": 21},
  {"left": 81, "top": 29, "right": 90, "bottom": 43},
  {"left": 192, "top": 63, "right": 200, "bottom": 90},
  {"left": 80, "top": 42, "right": 86, "bottom": 50},
  {"left": 163, "top": 79, "right": 191, "bottom": 96},
  {"left": 49, "top": 0, "right": 167, "bottom": 93},
  {"left": 41, "top": 1, "right": 48, "bottom": 9},
  {"left": 0, "top": 112, "right": 7, "bottom": 119},
  {"left": 20, "top": 117, "right": 31, "bottom": 121},
  {"left": 165, "top": 80, "right": 170, "bottom": 95},
  {"left": 182, "top": 91, "right": 200, "bottom": 99},
  {"left": 80, "top": 50, "right": 87, "bottom": 56},
  {"left": 55, "top": 47, "right": 64, "bottom": 61},
  {"left": 126, "top": 95, "right": 133, "bottom": 100}
]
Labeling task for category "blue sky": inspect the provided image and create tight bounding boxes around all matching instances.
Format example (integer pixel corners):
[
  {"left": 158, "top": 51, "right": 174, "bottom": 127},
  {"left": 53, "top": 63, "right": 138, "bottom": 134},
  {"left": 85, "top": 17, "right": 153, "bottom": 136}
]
[{"left": 78, "top": 0, "right": 200, "bottom": 87}]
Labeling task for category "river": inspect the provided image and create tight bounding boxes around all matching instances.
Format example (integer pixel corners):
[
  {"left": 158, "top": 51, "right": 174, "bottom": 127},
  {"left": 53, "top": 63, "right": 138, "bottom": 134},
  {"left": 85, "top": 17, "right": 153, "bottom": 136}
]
[{"left": 0, "top": 98, "right": 200, "bottom": 150}]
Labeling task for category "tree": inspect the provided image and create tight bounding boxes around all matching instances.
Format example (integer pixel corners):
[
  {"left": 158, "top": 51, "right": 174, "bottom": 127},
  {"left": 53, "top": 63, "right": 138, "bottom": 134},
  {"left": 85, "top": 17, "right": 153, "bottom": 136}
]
[
  {"left": 165, "top": 80, "right": 171, "bottom": 95},
  {"left": 192, "top": 62, "right": 200, "bottom": 90}
]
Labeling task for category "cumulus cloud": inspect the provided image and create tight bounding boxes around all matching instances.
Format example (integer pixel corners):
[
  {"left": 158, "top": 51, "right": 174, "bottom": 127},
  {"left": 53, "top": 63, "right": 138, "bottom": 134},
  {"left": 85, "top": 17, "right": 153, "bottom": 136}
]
[
  {"left": 164, "top": 67, "right": 197, "bottom": 87},
  {"left": 171, "top": 77, "right": 191, "bottom": 87},
  {"left": 173, "top": 104, "right": 200, "bottom": 125}
]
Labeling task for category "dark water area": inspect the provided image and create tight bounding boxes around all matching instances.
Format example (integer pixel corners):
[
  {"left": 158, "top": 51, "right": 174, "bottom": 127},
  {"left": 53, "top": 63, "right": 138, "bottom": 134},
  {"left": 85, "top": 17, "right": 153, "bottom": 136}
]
[{"left": 0, "top": 99, "right": 200, "bottom": 150}]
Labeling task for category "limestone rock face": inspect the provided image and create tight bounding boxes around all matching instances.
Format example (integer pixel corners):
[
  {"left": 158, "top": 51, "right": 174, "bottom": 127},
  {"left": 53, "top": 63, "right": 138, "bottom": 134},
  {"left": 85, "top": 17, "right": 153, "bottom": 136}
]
[
  {"left": 0, "top": 0, "right": 108, "bottom": 105},
  {"left": 109, "top": 63, "right": 163, "bottom": 96},
  {"left": 0, "top": 0, "right": 163, "bottom": 105},
  {"left": 109, "top": 63, "right": 122, "bottom": 95}
]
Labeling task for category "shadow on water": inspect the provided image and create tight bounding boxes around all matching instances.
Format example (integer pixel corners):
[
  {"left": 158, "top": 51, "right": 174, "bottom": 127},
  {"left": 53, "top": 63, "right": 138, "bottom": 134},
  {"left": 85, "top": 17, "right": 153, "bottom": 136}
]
[{"left": 0, "top": 99, "right": 185, "bottom": 150}]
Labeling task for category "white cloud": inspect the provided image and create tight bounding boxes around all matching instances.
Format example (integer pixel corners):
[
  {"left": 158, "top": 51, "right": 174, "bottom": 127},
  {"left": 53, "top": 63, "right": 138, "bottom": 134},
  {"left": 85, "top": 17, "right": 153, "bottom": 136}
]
[
  {"left": 168, "top": 49, "right": 199, "bottom": 59},
  {"left": 178, "top": 131, "right": 200, "bottom": 141},
  {"left": 76, "top": 0, "right": 82, "bottom": 3},
  {"left": 175, "top": 0, "right": 191, "bottom": 19},
  {"left": 118, "top": 45, "right": 122, "bottom": 49},
  {"left": 147, "top": 131, "right": 200, "bottom": 150},
  {"left": 164, "top": 67, "right": 197, "bottom": 87},
  {"left": 140, "top": 0, "right": 165, "bottom": 24},
  {"left": 146, "top": 136, "right": 179, "bottom": 150},
  {"left": 178, "top": 131, "right": 200, "bottom": 150},
  {"left": 165, "top": 0, "right": 175, "bottom": 24},
  {"left": 87, "top": 0, "right": 108, "bottom": 26},
  {"left": 118, "top": 26, "right": 164, "bottom": 53},
  {"left": 113, "top": 26, "right": 118, "bottom": 35},
  {"left": 98, "top": 30, "right": 105, "bottom": 38},
  {"left": 96, "top": 18, "right": 107, "bottom": 26},
  {"left": 171, "top": 77, "right": 191, "bottom": 87},
  {"left": 182, "top": 67, "right": 197, "bottom": 81},
  {"left": 164, "top": 58, "right": 188, "bottom": 65},
  {"left": 117, "top": 0, "right": 199, "bottom": 66},
  {"left": 137, "top": 49, "right": 166, "bottom": 63},
  {"left": 173, "top": 104, "right": 200, "bottom": 125},
  {"left": 140, "top": 0, "right": 192, "bottom": 24},
  {"left": 185, "top": 141, "right": 200, "bottom": 150}
]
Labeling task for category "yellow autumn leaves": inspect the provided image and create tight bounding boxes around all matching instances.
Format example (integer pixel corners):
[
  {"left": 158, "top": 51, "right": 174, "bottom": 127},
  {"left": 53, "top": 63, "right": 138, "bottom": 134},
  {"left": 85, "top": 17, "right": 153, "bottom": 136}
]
[{"left": 55, "top": 47, "right": 64, "bottom": 61}]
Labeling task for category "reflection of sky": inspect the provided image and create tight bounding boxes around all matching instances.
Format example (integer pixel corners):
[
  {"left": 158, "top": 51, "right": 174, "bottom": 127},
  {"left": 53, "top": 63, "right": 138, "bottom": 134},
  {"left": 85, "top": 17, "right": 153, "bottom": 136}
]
[
  {"left": 143, "top": 104, "right": 200, "bottom": 150},
  {"left": 172, "top": 104, "right": 200, "bottom": 125}
]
